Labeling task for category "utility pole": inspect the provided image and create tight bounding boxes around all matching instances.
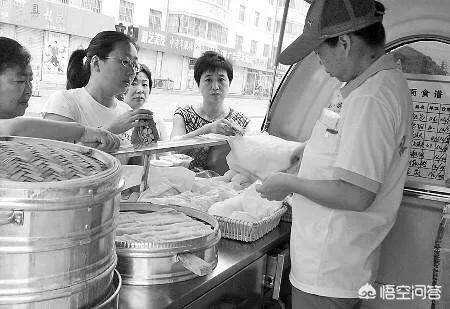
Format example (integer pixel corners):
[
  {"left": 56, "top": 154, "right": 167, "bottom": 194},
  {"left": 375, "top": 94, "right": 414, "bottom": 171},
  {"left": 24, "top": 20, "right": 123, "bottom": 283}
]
[
  {"left": 263, "top": 0, "right": 290, "bottom": 132},
  {"left": 268, "top": 0, "right": 290, "bottom": 99},
  {"left": 165, "top": 0, "right": 170, "bottom": 32}
]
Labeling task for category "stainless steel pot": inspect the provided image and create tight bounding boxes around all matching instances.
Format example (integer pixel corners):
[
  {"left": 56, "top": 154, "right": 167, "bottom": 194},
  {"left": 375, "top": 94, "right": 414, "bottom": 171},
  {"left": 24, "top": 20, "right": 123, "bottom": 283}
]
[
  {"left": 92, "top": 269, "right": 122, "bottom": 309},
  {"left": 117, "top": 202, "right": 221, "bottom": 285},
  {"left": 0, "top": 137, "right": 123, "bottom": 308}
]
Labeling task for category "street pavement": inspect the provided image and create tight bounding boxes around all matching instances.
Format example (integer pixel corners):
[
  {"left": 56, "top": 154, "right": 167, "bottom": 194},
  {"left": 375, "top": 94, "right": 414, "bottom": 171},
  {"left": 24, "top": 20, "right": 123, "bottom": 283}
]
[{"left": 25, "top": 89, "right": 271, "bottom": 134}]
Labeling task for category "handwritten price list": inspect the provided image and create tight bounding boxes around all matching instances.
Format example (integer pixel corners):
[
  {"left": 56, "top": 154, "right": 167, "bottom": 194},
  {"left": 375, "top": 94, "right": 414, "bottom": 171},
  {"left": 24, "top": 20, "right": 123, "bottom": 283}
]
[{"left": 408, "top": 80, "right": 449, "bottom": 184}]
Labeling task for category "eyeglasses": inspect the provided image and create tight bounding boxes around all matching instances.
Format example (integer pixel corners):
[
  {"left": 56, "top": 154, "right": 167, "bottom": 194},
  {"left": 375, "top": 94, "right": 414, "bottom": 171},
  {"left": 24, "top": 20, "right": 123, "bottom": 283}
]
[{"left": 104, "top": 57, "right": 140, "bottom": 73}]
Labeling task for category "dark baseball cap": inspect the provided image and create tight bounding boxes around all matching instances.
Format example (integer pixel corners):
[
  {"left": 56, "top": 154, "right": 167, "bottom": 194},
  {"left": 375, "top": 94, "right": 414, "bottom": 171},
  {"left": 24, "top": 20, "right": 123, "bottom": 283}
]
[{"left": 278, "top": 0, "right": 384, "bottom": 65}]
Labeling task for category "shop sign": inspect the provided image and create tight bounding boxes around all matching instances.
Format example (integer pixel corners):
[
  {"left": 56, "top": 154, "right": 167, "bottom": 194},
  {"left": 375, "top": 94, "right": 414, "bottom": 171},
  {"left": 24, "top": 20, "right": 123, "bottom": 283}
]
[
  {"left": 115, "top": 23, "right": 139, "bottom": 41},
  {"left": 139, "top": 27, "right": 195, "bottom": 58},
  {"left": 192, "top": 42, "right": 268, "bottom": 71},
  {"left": 193, "top": 43, "right": 234, "bottom": 59},
  {"left": 229, "top": 51, "right": 268, "bottom": 71},
  {"left": 0, "top": 0, "right": 114, "bottom": 37}
]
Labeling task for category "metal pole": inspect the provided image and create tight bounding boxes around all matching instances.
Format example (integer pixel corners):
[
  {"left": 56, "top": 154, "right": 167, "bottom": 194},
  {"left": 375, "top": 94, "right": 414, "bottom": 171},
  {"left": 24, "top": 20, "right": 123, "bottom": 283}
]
[
  {"left": 275, "top": 0, "right": 291, "bottom": 67},
  {"left": 268, "top": 0, "right": 291, "bottom": 106},
  {"left": 165, "top": 0, "right": 170, "bottom": 32}
]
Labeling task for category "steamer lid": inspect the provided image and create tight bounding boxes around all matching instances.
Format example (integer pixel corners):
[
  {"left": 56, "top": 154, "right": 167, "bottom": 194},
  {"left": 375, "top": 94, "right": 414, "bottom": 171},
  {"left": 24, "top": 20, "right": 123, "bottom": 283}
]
[{"left": 0, "top": 139, "right": 107, "bottom": 182}]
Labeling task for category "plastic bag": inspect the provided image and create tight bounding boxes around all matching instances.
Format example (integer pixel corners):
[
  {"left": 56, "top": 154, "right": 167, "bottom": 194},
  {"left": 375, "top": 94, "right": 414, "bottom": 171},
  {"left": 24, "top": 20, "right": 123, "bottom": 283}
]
[
  {"left": 208, "top": 182, "right": 282, "bottom": 222},
  {"left": 226, "top": 132, "right": 301, "bottom": 180}
]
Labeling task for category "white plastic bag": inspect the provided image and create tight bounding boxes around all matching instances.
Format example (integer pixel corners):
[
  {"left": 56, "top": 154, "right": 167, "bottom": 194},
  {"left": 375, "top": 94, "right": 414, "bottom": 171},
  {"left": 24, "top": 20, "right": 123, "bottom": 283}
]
[
  {"left": 226, "top": 132, "right": 301, "bottom": 179},
  {"left": 208, "top": 182, "right": 281, "bottom": 222}
]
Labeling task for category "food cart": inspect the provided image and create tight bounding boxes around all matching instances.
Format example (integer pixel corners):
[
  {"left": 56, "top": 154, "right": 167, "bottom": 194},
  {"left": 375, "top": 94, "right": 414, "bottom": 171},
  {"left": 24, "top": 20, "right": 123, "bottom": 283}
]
[
  {"left": 0, "top": 0, "right": 449, "bottom": 308},
  {"left": 115, "top": 0, "right": 450, "bottom": 307}
]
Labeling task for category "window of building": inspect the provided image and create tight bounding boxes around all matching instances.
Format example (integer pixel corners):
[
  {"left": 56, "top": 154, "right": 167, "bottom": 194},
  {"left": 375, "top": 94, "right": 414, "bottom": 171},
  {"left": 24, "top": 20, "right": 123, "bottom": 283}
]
[
  {"left": 269, "top": 0, "right": 274, "bottom": 5},
  {"left": 206, "top": 0, "right": 230, "bottom": 9},
  {"left": 263, "top": 44, "right": 270, "bottom": 57},
  {"left": 239, "top": 5, "right": 246, "bottom": 22},
  {"left": 250, "top": 40, "right": 258, "bottom": 54},
  {"left": 254, "top": 11, "right": 260, "bottom": 27},
  {"left": 119, "top": 0, "right": 134, "bottom": 23},
  {"left": 82, "top": 0, "right": 101, "bottom": 13},
  {"left": 235, "top": 35, "right": 243, "bottom": 51},
  {"left": 277, "top": 0, "right": 295, "bottom": 8},
  {"left": 266, "top": 17, "right": 272, "bottom": 32},
  {"left": 285, "top": 21, "right": 301, "bottom": 35},
  {"left": 168, "top": 14, "right": 227, "bottom": 44},
  {"left": 275, "top": 20, "right": 280, "bottom": 32},
  {"left": 391, "top": 41, "right": 449, "bottom": 76},
  {"left": 148, "top": 9, "right": 162, "bottom": 30}
]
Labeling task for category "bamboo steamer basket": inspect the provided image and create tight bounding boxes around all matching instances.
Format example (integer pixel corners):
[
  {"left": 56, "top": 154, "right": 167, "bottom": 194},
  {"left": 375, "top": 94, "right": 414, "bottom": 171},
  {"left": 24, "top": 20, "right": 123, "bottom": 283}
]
[
  {"left": 117, "top": 202, "right": 221, "bottom": 285},
  {"left": 0, "top": 136, "right": 123, "bottom": 308}
]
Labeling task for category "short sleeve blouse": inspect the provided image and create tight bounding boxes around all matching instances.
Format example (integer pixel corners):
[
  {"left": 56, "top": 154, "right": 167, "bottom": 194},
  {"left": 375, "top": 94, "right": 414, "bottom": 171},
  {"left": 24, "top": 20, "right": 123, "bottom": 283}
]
[{"left": 174, "top": 105, "right": 250, "bottom": 170}]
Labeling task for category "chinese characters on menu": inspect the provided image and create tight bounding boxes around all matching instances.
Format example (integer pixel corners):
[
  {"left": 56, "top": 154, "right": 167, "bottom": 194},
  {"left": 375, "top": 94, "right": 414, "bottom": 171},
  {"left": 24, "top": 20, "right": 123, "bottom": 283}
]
[{"left": 408, "top": 80, "right": 450, "bottom": 184}]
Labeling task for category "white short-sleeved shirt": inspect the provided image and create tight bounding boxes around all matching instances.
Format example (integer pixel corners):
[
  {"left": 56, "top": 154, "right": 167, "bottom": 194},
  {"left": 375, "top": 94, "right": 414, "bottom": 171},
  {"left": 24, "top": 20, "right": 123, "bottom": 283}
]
[
  {"left": 289, "top": 54, "right": 412, "bottom": 298},
  {"left": 44, "top": 87, "right": 168, "bottom": 146}
]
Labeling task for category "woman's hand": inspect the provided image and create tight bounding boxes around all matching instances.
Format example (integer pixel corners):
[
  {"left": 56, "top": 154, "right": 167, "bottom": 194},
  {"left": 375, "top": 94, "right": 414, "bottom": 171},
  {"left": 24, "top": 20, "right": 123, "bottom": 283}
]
[
  {"left": 79, "top": 126, "right": 121, "bottom": 153},
  {"left": 256, "top": 172, "right": 293, "bottom": 201},
  {"left": 205, "top": 118, "right": 240, "bottom": 136},
  {"left": 107, "top": 109, "right": 154, "bottom": 134}
]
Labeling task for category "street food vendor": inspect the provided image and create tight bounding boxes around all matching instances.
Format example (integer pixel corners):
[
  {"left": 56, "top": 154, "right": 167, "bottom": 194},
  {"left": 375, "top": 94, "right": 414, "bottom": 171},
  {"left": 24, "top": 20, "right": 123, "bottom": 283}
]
[
  {"left": 43, "top": 31, "right": 153, "bottom": 148},
  {"left": 256, "top": 0, "right": 412, "bottom": 308},
  {"left": 171, "top": 51, "right": 250, "bottom": 172},
  {"left": 0, "top": 37, "right": 119, "bottom": 152}
]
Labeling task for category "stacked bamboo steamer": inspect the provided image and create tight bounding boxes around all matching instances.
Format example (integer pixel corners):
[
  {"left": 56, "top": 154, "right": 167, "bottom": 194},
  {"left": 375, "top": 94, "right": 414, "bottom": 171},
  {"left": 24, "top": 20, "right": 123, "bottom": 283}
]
[{"left": 0, "top": 137, "right": 123, "bottom": 309}]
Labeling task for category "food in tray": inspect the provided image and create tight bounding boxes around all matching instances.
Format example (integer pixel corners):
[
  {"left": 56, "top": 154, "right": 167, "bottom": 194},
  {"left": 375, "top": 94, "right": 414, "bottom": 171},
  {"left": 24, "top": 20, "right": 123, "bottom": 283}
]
[
  {"left": 116, "top": 208, "right": 213, "bottom": 243},
  {"left": 131, "top": 118, "right": 159, "bottom": 146},
  {"left": 158, "top": 153, "right": 193, "bottom": 168},
  {"left": 208, "top": 182, "right": 282, "bottom": 223},
  {"left": 138, "top": 176, "right": 238, "bottom": 212}
]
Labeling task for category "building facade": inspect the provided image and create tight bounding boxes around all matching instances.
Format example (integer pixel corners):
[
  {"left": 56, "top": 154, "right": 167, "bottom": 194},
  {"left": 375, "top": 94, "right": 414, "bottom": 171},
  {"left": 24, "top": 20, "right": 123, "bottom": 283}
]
[{"left": 0, "top": 0, "right": 308, "bottom": 95}]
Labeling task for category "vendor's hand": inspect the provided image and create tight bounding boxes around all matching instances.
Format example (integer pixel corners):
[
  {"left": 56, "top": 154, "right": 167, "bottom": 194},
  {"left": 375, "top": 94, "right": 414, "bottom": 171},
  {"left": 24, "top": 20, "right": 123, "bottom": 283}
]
[
  {"left": 256, "top": 172, "right": 293, "bottom": 201},
  {"left": 205, "top": 118, "right": 240, "bottom": 136},
  {"left": 79, "top": 126, "right": 121, "bottom": 153},
  {"left": 107, "top": 109, "right": 154, "bottom": 134}
]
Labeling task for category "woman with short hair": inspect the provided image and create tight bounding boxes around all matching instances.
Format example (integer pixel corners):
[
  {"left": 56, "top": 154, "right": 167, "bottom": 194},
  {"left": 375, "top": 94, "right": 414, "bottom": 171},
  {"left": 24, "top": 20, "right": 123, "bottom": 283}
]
[{"left": 171, "top": 51, "right": 250, "bottom": 172}]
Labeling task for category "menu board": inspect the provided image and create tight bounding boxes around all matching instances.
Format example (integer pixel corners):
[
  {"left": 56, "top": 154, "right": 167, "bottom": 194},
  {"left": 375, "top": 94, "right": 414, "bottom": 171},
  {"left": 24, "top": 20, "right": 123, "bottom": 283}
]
[{"left": 407, "top": 77, "right": 450, "bottom": 185}]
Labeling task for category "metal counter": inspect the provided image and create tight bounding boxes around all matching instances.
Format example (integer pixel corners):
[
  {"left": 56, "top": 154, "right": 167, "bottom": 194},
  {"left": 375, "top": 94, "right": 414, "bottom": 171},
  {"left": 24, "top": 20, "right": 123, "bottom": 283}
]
[{"left": 118, "top": 221, "right": 291, "bottom": 309}]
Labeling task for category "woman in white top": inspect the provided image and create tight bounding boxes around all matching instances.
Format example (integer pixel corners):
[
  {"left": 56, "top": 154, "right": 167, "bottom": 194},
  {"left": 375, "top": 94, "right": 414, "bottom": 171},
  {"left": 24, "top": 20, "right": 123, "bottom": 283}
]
[
  {"left": 43, "top": 31, "right": 153, "bottom": 146},
  {"left": 122, "top": 63, "right": 168, "bottom": 141}
]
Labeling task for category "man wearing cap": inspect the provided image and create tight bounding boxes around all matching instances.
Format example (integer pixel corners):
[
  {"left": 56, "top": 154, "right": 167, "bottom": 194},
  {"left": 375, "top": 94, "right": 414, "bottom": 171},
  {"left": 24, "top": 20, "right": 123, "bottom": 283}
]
[{"left": 257, "top": 0, "right": 411, "bottom": 308}]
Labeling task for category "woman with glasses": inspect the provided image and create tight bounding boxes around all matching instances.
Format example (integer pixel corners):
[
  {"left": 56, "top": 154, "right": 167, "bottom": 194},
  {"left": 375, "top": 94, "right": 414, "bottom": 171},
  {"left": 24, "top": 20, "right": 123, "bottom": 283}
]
[{"left": 43, "top": 31, "right": 153, "bottom": 147}]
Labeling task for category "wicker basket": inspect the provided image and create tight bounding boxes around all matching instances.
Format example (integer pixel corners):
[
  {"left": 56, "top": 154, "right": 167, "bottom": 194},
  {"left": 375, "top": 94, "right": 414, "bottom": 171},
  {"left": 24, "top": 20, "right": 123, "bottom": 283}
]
[{"left": 214, "top": 206, "right": 287, "bottom": 242}]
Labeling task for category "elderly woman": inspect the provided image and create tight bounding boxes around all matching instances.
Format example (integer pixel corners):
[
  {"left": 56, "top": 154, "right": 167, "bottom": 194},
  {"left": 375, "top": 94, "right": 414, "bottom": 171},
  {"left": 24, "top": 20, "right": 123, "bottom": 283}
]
[
  {"left": 171, "top": 51, "right": 250, "bottom": 173},
  {"left": 122, "top": 63, "right": 168, "bottom": 142},
  {"left": 0, "top": 36, "right": 119, "bottom": 152},
  {"left": 43, "top": 31, "right": 152, "bottom": 148}
]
